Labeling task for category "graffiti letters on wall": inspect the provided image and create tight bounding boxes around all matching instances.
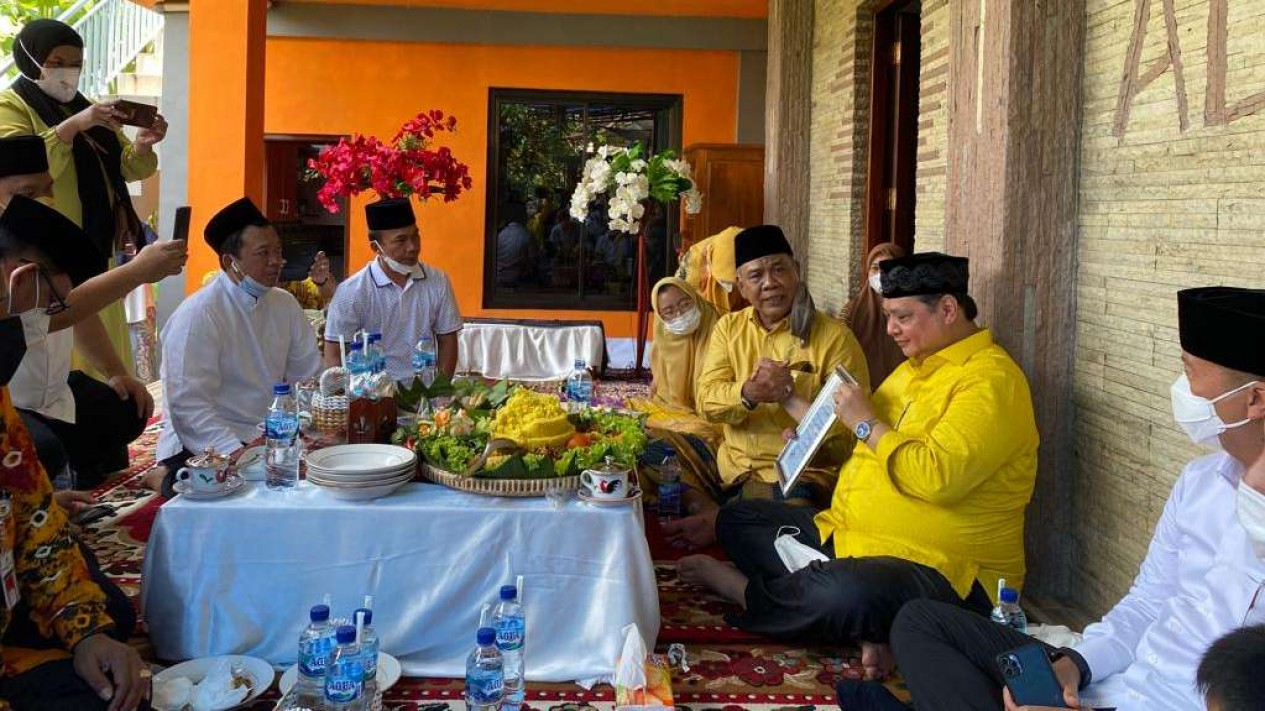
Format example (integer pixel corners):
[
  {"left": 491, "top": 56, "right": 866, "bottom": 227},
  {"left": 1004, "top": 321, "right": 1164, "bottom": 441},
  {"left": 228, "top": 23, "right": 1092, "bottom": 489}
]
[{"left": 1114, "top": 0, "right": 1264, "bottom": 137}]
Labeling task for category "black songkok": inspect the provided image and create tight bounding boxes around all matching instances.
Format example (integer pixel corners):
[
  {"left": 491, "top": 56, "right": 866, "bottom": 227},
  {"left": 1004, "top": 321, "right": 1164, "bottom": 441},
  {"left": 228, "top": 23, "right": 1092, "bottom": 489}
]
[
  {"left": 1178, "top": 287, "right": 1265, "bottom": 377},
  {"left": 0, "top": 135, "right": 48, "bottom": 178},
  {"left": 0, "top": 195, "right": 101, "bottom": 286},
  {"left": 733, "top": 224, "right": 793, "bottom": 269},
  {"left": 204, "top": 197, "right": 268, "bottom": 253},
  {"left": 366, "top": 198, "right": 415, "bottom": 231},
  {"left": 880, "top": 252, "right": 970, "bottom": 298}
]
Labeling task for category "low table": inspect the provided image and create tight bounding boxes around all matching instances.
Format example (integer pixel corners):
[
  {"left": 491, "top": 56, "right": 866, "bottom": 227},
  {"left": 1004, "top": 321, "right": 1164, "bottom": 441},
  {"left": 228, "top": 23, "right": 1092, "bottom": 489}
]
[
  {"left": 457, "top": 318, "right": 607, "bottom": 381},
  {"left": 141, "top": 481, "right": 659, "bottom": 682}
]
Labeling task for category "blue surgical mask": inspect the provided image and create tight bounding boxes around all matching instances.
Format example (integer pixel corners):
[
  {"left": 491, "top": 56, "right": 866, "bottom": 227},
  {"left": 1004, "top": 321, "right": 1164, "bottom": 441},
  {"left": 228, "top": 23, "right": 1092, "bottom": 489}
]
[{"left": 231, "top": 260, "right": 270, "bottom": 300}]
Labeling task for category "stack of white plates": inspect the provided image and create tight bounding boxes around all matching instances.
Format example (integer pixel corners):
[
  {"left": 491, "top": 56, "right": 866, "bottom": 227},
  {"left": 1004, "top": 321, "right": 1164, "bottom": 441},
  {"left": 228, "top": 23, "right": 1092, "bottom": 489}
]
[{"left": 304, "top": 444, "right": 416, "bottom": 501}]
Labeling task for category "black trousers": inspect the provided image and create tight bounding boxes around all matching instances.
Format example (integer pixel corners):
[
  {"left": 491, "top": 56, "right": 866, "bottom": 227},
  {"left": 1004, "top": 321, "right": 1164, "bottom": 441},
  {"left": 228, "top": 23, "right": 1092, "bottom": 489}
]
[
  {"left": 717, "top": 499, "right": 991, "bottom": 644},
  {"left": 0, "top": 658, "right": 152, "bottom": 711},
  {"left": 18, "top": 372, "right": 147, "bottom": 489},
  {"left": 888, "top": 599, "right": 1058, "bottom": 711},
  {"left": 2, "top": 539, "right": 136, "bottom": 650}
]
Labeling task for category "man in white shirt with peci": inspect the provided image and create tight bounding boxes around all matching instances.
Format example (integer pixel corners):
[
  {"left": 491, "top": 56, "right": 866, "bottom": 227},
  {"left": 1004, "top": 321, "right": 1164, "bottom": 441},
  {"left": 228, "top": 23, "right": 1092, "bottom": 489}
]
[{"left": 323, "top": 197, "right": 462, "bottom": 382}]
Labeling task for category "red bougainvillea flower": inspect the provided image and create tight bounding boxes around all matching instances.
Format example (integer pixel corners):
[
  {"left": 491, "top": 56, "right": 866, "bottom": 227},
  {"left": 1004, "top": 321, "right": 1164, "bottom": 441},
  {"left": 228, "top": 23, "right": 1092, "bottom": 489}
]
[
  {"left": 307, "top": 109, "right": 473, "bottom": 212},
  {"left": 730, "top": 654, "right": 786, "bottom": 687}
]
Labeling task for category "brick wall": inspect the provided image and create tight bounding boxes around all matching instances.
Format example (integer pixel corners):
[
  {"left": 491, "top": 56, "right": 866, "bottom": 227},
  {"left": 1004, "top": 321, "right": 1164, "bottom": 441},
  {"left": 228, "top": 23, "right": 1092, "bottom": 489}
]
[
  {"left": 1072, "top": 0, "right": 1265, "bottom": 613},
  {"left": 805, "top": 0, "right": 871, "bottom": 315},
  {"left": 913, "top": 0, "right": 949, "bottom": 253}
]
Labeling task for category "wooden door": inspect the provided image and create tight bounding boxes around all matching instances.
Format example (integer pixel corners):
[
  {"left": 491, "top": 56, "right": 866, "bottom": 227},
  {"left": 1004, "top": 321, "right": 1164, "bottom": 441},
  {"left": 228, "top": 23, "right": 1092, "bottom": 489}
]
[
  {"left": 681, "top": 144, "right": 765, "bottom": 248},
  {"left": 864, "top": 0, "right": 921, "bottom": 256}
]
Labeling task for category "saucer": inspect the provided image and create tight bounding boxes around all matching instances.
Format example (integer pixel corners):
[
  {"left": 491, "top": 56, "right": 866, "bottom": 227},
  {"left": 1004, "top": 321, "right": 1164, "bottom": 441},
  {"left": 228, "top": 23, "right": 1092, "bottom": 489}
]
[
  {"left": 173, "top": 474, "right": 246, "bottom": 500},
  {"left": 578, "top": 485, "right": 642, "bottom": 506}
]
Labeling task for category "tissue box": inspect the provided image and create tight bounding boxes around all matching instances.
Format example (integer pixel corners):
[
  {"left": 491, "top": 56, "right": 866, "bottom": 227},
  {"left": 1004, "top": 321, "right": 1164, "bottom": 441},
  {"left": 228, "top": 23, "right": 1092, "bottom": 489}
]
[{"left": 615, "top": 652, "right": 674, "bottom": 709}]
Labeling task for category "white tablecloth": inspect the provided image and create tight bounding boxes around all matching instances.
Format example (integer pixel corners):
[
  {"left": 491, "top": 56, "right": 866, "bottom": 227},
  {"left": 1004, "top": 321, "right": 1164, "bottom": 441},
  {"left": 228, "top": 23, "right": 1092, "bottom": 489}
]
[
  {"left": 457, "top": 321, "right": 605, "bottom": 381},
  {"left": 141, "top": 481, "right": 659, "bottom": 682}
]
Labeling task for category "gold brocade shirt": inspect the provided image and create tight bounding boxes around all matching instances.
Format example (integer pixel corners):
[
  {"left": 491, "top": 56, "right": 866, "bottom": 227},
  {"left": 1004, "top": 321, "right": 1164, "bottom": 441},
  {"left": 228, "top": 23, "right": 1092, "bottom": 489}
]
[
  {"left": 0, "top": 388, "right": 111, "bottom": 685},
  {"left": 697, "top": 308, "right": 870, "bottom": 486},
  {"left": 814, "top": 329, "right": 1039, "bottom": 600}
]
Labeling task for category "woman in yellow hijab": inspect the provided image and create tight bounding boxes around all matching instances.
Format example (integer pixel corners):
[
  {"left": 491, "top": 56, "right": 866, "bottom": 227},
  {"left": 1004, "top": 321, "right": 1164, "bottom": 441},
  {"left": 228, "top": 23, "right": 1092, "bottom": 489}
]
[{"left": 641, "top": 277, "right": 719, "bottom": 427}]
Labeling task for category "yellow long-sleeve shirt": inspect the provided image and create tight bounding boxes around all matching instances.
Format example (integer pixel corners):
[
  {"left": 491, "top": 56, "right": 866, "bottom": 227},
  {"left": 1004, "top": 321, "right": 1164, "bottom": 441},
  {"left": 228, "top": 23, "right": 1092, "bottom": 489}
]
[
  {"left": 814, "top": 328, "right": 1039, "bottom": 600},
  {"left": 697, "top": 307, "right": 870, "bottom": 486}
]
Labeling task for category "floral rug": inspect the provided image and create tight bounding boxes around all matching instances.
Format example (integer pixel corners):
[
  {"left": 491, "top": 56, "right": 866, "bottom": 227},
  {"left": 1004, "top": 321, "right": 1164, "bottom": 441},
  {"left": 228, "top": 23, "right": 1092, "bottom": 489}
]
[{"left": 74, "top": 382, "right": 908, "bottom": 710}]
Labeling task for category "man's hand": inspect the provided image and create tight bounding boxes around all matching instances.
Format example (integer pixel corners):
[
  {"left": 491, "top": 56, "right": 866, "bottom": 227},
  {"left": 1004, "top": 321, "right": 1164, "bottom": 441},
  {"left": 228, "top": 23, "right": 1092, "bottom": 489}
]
[
  {"left": 132, "top": 114, "right": 169, "bottom": 153},
  {"left": 128, "top": 240, "right": 187, "bottom": 284},
  {"left": 72, "top": 633, "right": 151, "bottom": 711},
  {"left": 107, "top": 375, "right": 154, "bottom": 422},
  {"left": 309, "top": 251, "right": 331, "bottom": 285},
  {"left": 742, "top": 359, "right": 794, "bottom": 404},
  {"left": 1002, "top": 656, "right": 1082, "bottom": 710},
  {"left": 53, "top": 490, "right": 94, "bottom": 517},
  {"left": 833, "top": 381, "right": 875, "bottom": 430}
]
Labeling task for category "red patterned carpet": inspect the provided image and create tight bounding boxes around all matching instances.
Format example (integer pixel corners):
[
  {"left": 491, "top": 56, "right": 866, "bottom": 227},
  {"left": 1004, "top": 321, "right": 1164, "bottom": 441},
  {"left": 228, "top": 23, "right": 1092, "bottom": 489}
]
[{"left": 76, "top": 390, "right": 908, "bottom": 710}]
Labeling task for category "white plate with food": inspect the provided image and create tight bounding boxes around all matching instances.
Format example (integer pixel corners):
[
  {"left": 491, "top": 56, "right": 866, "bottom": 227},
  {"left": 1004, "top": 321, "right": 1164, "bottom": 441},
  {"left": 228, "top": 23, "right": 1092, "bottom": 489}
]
[
  {"left": 152, "top": 654, "right": 273, "bottom": 711},
  {"left": 277, "top": 652, "right": 402, "bottom": 696},
  {"left": 233, "top": 446, "right": 267, "bottom": 481}
]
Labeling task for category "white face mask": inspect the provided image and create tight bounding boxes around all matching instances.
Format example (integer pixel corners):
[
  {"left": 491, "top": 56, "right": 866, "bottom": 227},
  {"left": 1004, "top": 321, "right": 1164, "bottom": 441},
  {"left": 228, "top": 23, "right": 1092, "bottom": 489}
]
[
  {"left": 663, "top": 307, "right": 701, "bottom": 336},
  {"left": 868, "top": 272, "right": 883, "bottom": 294},
  {"left": 1238, "top": 483, "right": 1265, "bottom": 561},
  {"left": 7, "top": 275, "right": 49, "bottom": 354},
  {"left": 21, "top": 41, "right": 80, "bottom": 103},
  {"left": 1170, "top": 373, "right": 1257, "bottom": 448},
  {"left": 374, "top": 243, "right": 424, "bottom": 279},
  {"left": 773, "top": 526, "right": 829, "bottom": 573}
]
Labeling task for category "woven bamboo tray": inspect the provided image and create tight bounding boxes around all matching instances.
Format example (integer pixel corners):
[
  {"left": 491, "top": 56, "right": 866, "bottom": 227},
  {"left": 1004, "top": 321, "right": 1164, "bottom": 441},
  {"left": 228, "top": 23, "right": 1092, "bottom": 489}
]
[{"left": 421, "top": 462, "right": 580, "bottom": 498}]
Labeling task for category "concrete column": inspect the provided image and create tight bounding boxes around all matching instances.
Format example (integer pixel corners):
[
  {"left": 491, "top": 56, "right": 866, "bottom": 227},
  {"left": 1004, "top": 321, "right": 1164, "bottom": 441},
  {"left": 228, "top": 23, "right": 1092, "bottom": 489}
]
[
  {"left": 156, "top": 9, "right": 188, "bottom": 334},
  {"left": 185, "top": 0, "right": 267, "bottom": 291},
  {"left": 763, "top": 0, "right": 812, "bottom": 255},
  {"left": 945, "top": 0, "right": 1086, "bottom": 599}
]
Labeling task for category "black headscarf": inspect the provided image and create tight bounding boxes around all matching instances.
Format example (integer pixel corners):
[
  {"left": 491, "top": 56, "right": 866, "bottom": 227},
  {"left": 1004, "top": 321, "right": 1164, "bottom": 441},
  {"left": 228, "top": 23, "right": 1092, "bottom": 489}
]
[{"left": 11, "top": 19, "right": 139, "bottom": 279}]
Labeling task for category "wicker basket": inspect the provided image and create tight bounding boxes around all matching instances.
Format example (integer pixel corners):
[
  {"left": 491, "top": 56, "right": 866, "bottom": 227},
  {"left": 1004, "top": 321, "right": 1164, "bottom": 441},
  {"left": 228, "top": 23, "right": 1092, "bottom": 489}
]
[
  {"left": 311, "top": 393, "right": 349, "bottom": 442},
  {"left": 421, "top": 462, "right": 580, "bottom": 498}
]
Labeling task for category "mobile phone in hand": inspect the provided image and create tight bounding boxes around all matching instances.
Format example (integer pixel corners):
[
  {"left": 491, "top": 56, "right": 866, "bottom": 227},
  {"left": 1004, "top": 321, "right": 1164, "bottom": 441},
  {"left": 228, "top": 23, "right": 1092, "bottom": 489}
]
[
  {"left": 172, "top": 206, "right": 191, "bottom": 242},
  {"left": 113, "top": 99, "right": 158, "bottom": 129},
  {"left": 71, "top": 505, "right": 113, "bottom": 527},
  {"left": 997, "top": 644, "right": 1068, "bottom": 708}
]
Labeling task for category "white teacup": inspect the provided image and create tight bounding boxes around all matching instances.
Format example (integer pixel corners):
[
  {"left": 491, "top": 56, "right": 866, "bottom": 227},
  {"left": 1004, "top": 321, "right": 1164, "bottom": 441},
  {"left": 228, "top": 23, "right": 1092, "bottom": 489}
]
[
  {"left": 581, "top": 466, "right": 629, "bottom": 500},
  {"left": 177, "top": 450, "right": 231, "bottom": 493}
]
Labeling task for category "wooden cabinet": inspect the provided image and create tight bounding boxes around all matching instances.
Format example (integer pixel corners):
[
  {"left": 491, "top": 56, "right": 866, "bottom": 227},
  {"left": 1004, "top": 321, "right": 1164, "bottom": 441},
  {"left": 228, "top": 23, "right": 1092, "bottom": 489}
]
[
  {"left": 680, "top": 143, "right": 765, "bottom": 248},
  {"left": 265, "top": 140, "right": 300, "bottom": 221}
]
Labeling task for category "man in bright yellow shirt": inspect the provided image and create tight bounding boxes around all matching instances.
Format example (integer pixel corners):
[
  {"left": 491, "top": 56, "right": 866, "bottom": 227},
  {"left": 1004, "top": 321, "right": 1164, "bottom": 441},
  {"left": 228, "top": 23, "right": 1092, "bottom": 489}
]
[
  {"left": 680, "top": 252, "right": 1038, "bottom": 682},
  {"left": 664, "top": 225, "right": 869, "bottom": 549}
]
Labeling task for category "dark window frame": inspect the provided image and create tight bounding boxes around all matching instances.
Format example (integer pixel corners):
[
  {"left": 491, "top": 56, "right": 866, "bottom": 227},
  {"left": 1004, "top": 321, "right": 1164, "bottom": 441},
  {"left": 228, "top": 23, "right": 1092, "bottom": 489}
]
[{"left": 482, "top": 88, "right": 684, "bottom": 311}]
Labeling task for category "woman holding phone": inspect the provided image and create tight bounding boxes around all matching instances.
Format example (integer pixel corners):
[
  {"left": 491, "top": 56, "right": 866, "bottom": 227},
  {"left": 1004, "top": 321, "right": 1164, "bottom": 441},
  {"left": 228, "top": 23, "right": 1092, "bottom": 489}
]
[{"left": 0, "top": 18, "right": 169, "bottom": 374}]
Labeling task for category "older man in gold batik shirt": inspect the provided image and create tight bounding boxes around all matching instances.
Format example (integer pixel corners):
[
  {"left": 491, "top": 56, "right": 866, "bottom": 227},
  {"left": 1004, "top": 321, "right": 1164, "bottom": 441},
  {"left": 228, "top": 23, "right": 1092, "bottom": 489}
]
[
  {"left": 680, "top": 252, "right": 1039, "bottom": 682},
  {"left": 662, "top": 225, "right": 869, "bottom": 550}
]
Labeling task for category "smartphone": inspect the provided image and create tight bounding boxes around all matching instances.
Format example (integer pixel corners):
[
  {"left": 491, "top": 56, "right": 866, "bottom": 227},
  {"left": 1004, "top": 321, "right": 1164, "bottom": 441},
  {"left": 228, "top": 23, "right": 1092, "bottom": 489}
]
[
  {"left": 71, "top": 505, "right": 113, "bottom": 527},
  {"left": 833, "top": 364, "right": 858, "bottom": 386},
  {"left": 997, "top": 644, "right": 1067, "bottom": 708},
  {"left": 113, "top": 99, "right": 158, "bottom": 129},
  {"left": 172, "top": 206, "right": 191, "bottom": 242}
]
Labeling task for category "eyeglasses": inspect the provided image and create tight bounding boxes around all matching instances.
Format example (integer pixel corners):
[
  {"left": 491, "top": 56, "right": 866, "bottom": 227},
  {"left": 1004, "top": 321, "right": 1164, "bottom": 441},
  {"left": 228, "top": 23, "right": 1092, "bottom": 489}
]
[{"left": 36, "top": 266, "right": 68, "bottom": 316}]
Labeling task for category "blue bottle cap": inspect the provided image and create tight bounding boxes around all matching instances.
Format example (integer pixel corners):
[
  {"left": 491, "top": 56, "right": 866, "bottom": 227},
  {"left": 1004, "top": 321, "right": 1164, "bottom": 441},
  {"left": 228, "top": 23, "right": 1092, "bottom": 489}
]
[
  {"left": 477, "top": 627, "right": 496, "bottom": 646},
  {"left": 310, "top": 604, "right": 330, "bottom": 623},
  {"left": 355, "top": 607, "right": 373, "bottom": 625},
  {"left": 499, "top": 585, "right": 517, "bottom": 601},
  {"left": 273, "top": 383, "right": 291, "bottom": 395},
  {"left": 368, "top": 332, "right": 382, "bottom": 343},
  {"left": 1000, "top": 587, "right": 1019, "bottom": 604},
  {"left": 336, "top": 625, "right": 357, "bottom": 644},
  {"left": 574, "top": 359, "right": 586, "bottom": 368}
]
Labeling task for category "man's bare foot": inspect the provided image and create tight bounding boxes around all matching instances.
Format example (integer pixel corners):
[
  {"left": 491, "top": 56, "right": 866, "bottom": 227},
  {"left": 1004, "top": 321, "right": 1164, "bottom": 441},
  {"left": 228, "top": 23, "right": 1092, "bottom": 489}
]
[
  {"left": 860, "top": 641, "right": 895, "bottom": 681},
  {"left": 662, "top": 507, "right": 720, "bottom": 549},
  {"left": 677, "top": 554, "right": 748, "bottom": 607},
  {"left": 142, "top": 465, "right": 169, "bottom": 493}
]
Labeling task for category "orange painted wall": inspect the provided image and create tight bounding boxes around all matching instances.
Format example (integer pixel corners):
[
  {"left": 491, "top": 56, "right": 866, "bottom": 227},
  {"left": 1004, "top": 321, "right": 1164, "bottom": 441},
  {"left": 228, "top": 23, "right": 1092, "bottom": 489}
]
[{"left": 187, "top": 37, "right": 739, "bottom": 338}]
